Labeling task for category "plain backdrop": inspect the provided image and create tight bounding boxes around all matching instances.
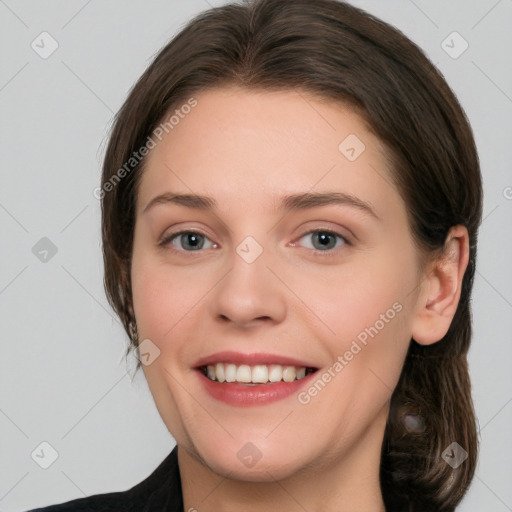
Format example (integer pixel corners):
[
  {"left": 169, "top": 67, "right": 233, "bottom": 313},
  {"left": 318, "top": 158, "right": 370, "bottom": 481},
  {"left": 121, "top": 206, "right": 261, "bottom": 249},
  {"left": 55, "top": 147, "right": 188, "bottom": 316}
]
[{"left": 1, "top": 1, "right": 511, "bottom": 510}]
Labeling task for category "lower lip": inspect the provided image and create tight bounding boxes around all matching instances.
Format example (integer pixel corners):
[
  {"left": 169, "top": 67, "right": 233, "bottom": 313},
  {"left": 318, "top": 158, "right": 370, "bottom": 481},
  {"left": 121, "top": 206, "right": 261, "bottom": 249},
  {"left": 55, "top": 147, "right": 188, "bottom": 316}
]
[{"left": 196, "top": 369, "right": 317, "bottom": 407}]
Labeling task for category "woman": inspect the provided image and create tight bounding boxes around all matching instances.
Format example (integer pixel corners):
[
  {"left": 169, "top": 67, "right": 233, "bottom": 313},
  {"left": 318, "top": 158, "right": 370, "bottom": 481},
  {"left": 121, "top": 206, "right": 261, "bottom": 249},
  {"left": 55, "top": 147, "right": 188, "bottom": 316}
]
[{"left": 29, "top": 0, "right": 482, "bottom": 510}]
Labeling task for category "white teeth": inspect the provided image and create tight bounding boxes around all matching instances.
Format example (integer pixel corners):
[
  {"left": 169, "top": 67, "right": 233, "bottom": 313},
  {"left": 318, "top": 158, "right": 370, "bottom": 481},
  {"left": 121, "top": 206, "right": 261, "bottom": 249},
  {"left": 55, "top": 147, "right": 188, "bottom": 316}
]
[
  {"left": 203, "top": 363, "right": 312, "bottom": 384},
  {"left": 225, "top": 363, "right": 237, "bottom": 382},
  {"left": 236, "top": 365, "right": 252, "bottom": 383},
  {"left": 282, "top": 366, "right": 296, "bottom": 382},
  {"left": 268, "top": 364, "right": 282, "bottom": 382},
  {"left": 215, "top": 363, "right": 225, "bottom": 383},
  {"left": 252, "top": 365, "right": 269, "bottom": 383}
]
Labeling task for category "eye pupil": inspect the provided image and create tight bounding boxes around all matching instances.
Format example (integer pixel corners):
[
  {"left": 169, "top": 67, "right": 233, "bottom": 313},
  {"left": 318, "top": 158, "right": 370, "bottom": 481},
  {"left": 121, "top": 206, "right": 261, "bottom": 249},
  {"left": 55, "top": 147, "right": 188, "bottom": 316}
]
[
  {"left": 313, "top": 232, "right": 336, "bottom": 250},
  {"left": 182, "top": 233, "right": 204, "bottom": 250}
]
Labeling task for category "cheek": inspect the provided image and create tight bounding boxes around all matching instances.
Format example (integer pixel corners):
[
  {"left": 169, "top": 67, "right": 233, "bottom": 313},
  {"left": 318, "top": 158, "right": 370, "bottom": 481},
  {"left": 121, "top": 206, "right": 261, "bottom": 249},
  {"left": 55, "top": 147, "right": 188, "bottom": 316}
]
[
  {"left": 290, "top": 244, "right": 416, "bottom": 401},
  {"left": 289, "top": 251, "right": 412, "bottom": 341},
  {"left": 131, "top": 256, "right": 219, "bottom": 356},
  {"left": 132, "top": 257, "right": 207, "bottom": 443}
]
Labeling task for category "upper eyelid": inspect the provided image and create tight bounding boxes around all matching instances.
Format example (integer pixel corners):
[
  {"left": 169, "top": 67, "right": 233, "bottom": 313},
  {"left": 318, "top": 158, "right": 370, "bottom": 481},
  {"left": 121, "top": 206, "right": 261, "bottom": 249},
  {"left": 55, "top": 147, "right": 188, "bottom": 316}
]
[
  {"left": 295, "top": 227, "right": 349, "bottom": 240},
  {"left": 163, "top": 229, "right": 215, "bottom": 246}
]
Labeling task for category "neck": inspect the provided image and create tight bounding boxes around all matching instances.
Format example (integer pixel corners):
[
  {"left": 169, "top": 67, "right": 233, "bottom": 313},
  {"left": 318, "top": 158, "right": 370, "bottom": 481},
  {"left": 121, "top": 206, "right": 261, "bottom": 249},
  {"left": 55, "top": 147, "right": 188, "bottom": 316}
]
[{"left": 178, "top": 406, "right": 388, "bottom": 512}]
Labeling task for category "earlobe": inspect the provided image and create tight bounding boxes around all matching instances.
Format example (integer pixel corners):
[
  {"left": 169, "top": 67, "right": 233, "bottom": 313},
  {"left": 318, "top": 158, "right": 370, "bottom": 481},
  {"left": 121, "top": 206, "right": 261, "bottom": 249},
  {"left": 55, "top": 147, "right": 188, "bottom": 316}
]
[{"left": 411, "top": 225, "right": 469, "bottom": 345}]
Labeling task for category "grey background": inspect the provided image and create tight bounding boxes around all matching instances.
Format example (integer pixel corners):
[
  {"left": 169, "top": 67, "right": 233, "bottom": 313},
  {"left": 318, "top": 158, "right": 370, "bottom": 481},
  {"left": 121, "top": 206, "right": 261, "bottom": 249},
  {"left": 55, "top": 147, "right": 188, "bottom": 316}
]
[{"left": 0, "top": 0, "right": 511, "bottom": 510}]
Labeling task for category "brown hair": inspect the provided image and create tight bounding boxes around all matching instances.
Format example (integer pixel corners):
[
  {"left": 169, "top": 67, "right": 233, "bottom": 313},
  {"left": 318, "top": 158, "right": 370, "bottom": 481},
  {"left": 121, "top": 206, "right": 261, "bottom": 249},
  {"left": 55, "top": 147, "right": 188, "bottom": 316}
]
[{"left": 100, "top": 0, "right": 482, "bottom": 509}]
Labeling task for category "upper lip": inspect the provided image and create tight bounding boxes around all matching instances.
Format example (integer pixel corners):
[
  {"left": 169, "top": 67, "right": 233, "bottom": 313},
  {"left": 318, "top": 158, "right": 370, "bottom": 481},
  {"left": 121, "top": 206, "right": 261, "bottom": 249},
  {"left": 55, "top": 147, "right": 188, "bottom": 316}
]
[{"left": 194, "top": 351, "right": 319, "bottom": 369}]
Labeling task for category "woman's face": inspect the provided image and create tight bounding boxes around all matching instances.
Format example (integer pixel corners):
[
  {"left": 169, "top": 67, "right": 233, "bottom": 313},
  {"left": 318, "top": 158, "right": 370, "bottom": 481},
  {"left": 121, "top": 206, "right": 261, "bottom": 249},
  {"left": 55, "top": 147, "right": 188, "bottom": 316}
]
[{"left": 131, "top": 87, "right": 426, "bottom": 480}]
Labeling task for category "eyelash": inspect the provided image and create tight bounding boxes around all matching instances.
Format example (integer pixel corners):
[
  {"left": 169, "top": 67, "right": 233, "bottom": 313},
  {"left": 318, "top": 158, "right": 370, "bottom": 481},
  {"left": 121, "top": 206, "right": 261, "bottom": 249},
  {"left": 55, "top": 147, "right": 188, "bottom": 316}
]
[{"left": 158, "top": 228, "right": 350, "bottom": 257}]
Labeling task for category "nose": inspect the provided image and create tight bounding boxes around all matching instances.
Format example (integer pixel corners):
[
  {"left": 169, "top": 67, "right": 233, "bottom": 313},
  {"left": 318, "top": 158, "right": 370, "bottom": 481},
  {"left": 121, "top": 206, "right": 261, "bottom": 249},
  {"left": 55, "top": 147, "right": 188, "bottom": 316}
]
[{"left": 208, "top": 241, "right": 287, "bottom": 329}]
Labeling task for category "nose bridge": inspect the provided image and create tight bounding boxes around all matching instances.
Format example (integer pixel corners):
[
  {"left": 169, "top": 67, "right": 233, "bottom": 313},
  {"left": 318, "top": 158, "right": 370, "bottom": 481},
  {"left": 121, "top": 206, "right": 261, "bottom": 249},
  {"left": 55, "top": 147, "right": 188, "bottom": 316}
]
[{"left": 209, "top": 233, "right": 287, "bottom": 326}]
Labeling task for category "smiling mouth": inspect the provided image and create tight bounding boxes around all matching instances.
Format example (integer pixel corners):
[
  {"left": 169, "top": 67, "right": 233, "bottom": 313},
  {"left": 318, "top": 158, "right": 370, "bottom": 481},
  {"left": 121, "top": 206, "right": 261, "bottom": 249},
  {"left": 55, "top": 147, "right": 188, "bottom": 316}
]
[{"left": 199, "top": 363, "right": 317, "bottom": 385}]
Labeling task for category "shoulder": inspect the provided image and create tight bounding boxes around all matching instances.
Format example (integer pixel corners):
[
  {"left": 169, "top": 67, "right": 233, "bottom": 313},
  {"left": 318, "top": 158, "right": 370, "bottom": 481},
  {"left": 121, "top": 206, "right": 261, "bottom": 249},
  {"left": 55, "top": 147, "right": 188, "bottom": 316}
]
[{"left": 26, "top": 446, "right": 182, "bottom": 512}]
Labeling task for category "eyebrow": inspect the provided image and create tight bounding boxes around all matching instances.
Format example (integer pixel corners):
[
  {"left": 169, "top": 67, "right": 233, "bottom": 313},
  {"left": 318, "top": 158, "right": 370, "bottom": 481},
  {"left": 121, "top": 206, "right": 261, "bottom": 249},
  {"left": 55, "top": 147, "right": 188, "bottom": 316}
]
[{"left": 142, "top": 191, "right": 380, "bottom": 220}]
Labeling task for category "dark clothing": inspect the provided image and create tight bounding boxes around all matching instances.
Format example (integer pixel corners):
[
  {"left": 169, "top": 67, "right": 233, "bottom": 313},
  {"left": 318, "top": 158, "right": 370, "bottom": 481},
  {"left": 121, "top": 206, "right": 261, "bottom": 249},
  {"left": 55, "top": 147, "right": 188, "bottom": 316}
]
[{"left": 27, "top": 447, "right": 183, "bottom": 512}]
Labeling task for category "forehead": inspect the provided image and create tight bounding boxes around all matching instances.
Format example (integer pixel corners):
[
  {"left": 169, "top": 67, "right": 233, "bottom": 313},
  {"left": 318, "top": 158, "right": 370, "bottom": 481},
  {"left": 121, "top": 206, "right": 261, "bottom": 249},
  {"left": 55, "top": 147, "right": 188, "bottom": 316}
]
[{"left": 136, "top": 87, "right": 400, "bottom": 219}]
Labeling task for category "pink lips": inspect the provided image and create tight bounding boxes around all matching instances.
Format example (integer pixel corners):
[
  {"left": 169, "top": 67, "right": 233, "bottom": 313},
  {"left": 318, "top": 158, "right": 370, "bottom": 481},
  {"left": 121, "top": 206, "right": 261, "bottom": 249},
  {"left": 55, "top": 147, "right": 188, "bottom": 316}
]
[{"left": 194, "top": 351, "right": 319, "bottom": 407}]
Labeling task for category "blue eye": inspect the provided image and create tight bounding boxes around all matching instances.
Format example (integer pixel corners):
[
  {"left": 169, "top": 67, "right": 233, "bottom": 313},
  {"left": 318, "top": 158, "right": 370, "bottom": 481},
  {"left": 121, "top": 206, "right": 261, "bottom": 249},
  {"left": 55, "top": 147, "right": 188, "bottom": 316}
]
[
  {"left": 296, "top": 230, "right": 347, "bottom": 252},
  {"left": 161, "top": 231, "right": 217, "bottom": 252}
]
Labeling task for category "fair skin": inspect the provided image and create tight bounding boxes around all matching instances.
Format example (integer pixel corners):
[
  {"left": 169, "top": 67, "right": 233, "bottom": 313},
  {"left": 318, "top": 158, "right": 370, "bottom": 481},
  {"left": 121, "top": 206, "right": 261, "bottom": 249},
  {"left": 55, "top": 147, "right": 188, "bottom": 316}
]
[{"left": 130, "top": 86, "right": 469, "bottom": 512}]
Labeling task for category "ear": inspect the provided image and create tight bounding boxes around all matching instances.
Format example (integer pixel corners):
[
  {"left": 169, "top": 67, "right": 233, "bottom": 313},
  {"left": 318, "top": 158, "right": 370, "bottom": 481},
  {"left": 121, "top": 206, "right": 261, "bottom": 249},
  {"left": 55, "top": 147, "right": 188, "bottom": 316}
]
[{"left": 411, "top": 225, "right": 469, "bottom": 345}]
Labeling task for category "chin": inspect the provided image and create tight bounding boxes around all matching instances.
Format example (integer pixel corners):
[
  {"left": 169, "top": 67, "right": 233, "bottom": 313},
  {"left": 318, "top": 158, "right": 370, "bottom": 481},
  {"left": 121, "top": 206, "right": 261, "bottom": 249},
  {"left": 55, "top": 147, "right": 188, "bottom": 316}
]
[{"left": 186, "top": 433, "right": 315, "bottom": 482}]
